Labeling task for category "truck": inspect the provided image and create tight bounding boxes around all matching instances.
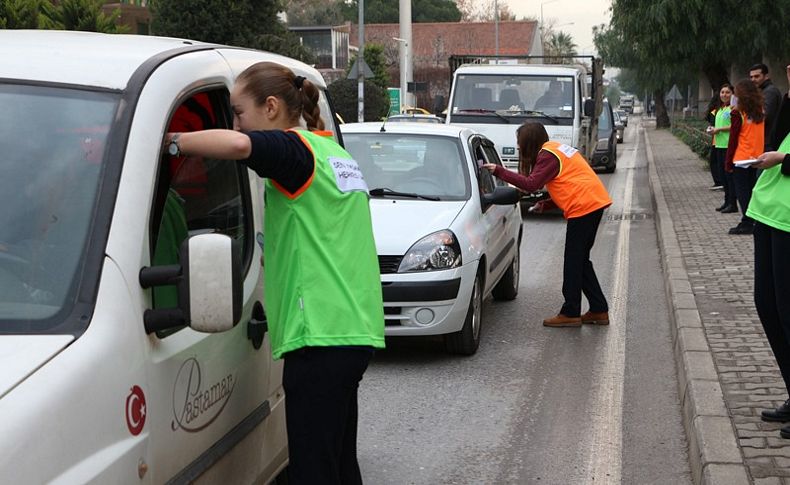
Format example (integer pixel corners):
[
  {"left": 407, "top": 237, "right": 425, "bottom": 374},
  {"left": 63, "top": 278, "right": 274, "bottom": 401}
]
[
  {"left": 619, "top": 94, "right": 635, "bottom": 113},
  {"left": 444, "top": 55, "right": 605, "bottom": 178}
]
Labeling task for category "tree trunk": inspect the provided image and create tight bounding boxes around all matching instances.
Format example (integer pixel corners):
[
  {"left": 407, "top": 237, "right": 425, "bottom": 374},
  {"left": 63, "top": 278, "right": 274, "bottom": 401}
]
[
  {"left": 701, "top": 62, "right": 730, "bottom": 113},
  {"left": 654, "top": 89, "right": 670, "bottom": 128}
]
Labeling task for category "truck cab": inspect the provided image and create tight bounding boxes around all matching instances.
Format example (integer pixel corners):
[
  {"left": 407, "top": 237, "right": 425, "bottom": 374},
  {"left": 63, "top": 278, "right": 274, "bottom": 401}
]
[{"left": 445, "top": 62, "right": 600, "bottom": 173}]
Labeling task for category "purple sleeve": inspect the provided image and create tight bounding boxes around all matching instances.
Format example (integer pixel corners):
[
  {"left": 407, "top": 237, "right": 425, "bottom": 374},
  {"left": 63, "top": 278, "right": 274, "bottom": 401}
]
[{"left": 492, "top": 150, "right": 560, "bottom": 192}]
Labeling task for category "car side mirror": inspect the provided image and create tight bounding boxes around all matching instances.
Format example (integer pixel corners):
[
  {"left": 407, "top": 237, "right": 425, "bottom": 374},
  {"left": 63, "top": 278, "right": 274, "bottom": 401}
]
[
  {"left": 139, "top": 233, "right": 242, "bottom": 334},
  {"left": 482, "top": 186, "right": 522, "bottom": 206},
  {"left": 584, "top": 98, "right": 596, "bottom": 117}
]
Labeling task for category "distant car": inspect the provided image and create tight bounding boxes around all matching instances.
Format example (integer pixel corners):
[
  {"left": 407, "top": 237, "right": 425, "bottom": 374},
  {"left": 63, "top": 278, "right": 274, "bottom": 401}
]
[
  {"left": 341, "top": 122, "right": 523, "bottom": 355},
  {"left": 615, "top": 108, "right": 628, "bottom": 126},
  {"left": 613, "top": 110, "right": 625, "bottom": 144},
  {"left": 387, "top": 113, "right": 443, "bottom": 123},
  {"left": 591, "top": 99, "right": 617, "bottom": 173}
]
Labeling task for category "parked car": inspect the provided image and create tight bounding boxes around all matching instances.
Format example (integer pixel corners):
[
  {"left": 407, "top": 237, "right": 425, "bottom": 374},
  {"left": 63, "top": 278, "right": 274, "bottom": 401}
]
[
  {"left": 387, "top": 113, "right": 443, "bottom": 123},
  {"left": 341, "top": 123, "right": 523, "bottom": 355},
  {"left": 0, "top": 29, "right": 347, "bottom": 484},
  {"left": 613, "top": 109, "right": 625, "bottom": 144},
  {"left": 615, "top": 108, "right": 629, "bottom": 126},
  {"left": 591, "top": 99, "right": 617, "bottom": 173}
]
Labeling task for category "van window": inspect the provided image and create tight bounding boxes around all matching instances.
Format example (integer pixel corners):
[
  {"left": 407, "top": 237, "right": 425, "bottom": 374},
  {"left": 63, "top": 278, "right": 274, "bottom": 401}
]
[
  {"left": 0, "top": 84, "right": 119, "bottom": 328},
  {"left": 150, "top": 90, "right": 252, "bottom": 325}
]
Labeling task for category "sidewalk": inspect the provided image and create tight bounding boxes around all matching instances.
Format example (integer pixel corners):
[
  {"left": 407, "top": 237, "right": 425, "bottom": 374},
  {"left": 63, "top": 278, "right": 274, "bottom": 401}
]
[{"left": 645, "top": 121, "right": 790, "bottom": 485}]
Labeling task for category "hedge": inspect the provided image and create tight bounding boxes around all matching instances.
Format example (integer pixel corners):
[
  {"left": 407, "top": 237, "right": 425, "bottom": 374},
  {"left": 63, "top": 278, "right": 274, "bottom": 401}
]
[{"left": 669, "top": 119, "right": 711, "bottom": 166}]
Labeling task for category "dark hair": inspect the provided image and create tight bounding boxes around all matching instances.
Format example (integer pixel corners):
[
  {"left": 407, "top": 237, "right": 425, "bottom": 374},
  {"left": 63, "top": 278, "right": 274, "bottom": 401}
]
[
  {"left": 516, "top": 122, "right": 550, "bottom": 174},
  {"left": 749, "top": 63, "right": 769, "bottom": 75},
  {"left": 715, "top": 83, "right": 733, "bottom": 109},
  {"left": 734, "top": 79, "right": 765, "bottom": 123},
  {"left": 236, "top": 62, "right": 325, "bottom": 131}
]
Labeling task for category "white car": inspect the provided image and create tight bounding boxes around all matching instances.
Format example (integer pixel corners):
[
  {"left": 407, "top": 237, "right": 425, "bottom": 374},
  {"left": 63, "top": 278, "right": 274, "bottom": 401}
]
[
  {"left": 341, "top": 123, "right": 523, "bottom": 355},
  {"left": 0, "top": 30, "right": 347, "bottom": 484}
]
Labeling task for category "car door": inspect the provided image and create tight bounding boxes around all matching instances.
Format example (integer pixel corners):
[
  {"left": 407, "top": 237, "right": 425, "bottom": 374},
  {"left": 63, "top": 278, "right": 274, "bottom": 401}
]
[
  {"left": 120, "top": 53, "right": 275, "bottom": 483},
  {"left": 471, "top": 136, "right": 517, "bottom": 294}
]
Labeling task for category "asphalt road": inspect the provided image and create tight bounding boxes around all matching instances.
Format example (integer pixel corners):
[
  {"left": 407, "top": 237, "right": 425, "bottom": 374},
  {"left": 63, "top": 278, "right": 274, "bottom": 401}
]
[{"left": 357, "top": 121, "right": 693, "bottom": 485}]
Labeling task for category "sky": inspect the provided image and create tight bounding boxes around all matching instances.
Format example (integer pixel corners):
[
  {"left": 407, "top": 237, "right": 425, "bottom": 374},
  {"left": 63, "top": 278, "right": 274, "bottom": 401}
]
[{"left": 504, "top": 0, "right": 612, "bottom": 56}]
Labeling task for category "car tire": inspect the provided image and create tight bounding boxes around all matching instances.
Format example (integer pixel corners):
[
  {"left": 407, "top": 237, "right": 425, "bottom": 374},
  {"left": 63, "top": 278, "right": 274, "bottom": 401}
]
[
  {"left": 444, "top": 270, "right": 482, "bottom": 355},
  {"left": 492, "top": 242, "right": 519, "bottom": 301},
  {"left": 603, "top": 147, "right": 617, "bottom": 173}
]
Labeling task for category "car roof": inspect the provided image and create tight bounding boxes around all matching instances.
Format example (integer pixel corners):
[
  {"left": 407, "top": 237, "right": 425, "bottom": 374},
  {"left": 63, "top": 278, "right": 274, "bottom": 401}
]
[
  {"left": 0, "top": 30, "right": 324, "bottom": 91},
  {"left": 340, "top": 122, "right": 478, "bottom": 139}
]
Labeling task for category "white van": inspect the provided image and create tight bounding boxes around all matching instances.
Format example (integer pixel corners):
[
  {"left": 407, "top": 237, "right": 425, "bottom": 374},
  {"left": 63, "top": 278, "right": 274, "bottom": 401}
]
[{"left": 0, "top": 31, "right": 341, "bottom": 484}]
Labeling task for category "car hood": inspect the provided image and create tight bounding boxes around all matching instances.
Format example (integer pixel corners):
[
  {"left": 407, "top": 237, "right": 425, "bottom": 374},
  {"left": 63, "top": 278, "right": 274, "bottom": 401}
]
[
  {"left": 0, "top": 335, "right": 74, "bottom": 399},
  {"left": 370, "top": 199, "right": 467, "bottom": 255}
]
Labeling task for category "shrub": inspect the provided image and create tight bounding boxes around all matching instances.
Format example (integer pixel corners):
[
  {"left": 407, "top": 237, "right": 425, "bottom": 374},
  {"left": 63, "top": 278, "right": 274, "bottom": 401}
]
[{"left": 328, "top": 79, "right": 390, "bottom": 123}]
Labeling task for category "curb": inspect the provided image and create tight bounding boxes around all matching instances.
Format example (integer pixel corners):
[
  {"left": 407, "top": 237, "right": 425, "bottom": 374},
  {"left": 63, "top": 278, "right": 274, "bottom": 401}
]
[{"left": 643, "top": 125, "right": 751, "bottom": 485}]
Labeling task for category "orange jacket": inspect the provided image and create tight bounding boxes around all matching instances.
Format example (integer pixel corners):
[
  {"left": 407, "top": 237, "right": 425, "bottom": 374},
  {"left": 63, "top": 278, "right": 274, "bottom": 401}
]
[{"left": 541, "top": 141, "right": 612, "bottom": 219}]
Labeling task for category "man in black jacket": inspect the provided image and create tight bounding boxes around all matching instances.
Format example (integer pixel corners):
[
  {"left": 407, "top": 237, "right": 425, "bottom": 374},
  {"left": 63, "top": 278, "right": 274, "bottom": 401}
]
[{"left": 750, "top": 63, "right": 783, "bottom": 150}]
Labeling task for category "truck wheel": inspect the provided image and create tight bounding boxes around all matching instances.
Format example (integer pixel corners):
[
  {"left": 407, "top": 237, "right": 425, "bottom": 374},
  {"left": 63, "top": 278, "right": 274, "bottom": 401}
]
[
  {"left": 444, "top": 271, "right": 482, "bottom": 355},
  {"left": 603, "top": 149, "right": 617, "bottom": 173},
  {"left": 492, "top": 243, "right": 519, "bottom": 301}
]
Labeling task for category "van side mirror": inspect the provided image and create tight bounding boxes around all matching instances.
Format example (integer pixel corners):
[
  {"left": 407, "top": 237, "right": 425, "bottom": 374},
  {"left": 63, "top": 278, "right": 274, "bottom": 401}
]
[
  {"left": 584, "top": 98, "right": 596, "bottom": 117},
  {"left": 139, "top": 233, "right": 242, "bottom": 334}
]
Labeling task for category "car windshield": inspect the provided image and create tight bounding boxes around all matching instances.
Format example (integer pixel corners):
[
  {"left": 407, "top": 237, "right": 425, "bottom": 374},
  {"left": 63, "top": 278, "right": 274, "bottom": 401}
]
[
  {"left": 343, "top": 133, "right": 470, "bottom": 201},
  {"left": 450, "top": 74, "right": 575, "bottom": 120},
  {"left": 0, "top": 84, "right": 119, "bottom": 328}
]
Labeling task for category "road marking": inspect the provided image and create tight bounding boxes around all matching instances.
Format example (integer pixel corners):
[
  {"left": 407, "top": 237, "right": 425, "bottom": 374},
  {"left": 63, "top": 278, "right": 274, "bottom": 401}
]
[{"left": 585, "top": 124, "right": 641, "bottom": 484}]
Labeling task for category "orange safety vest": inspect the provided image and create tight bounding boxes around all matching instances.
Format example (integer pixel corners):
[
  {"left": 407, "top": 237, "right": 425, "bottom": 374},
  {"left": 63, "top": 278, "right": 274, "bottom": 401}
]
[
  {"left": 733, "top": 112, "right": 765, "bottom": 162},
  {"left": 541, "top": 141, "right": 612, "bottom": 219}
]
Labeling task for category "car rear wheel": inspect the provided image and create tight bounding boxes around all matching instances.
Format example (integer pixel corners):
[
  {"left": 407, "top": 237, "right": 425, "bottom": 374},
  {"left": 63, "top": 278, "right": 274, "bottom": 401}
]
[
  {"left": 492, "top": 243, "right": 519, "bottom": 301},
  {"left": 444, "top": 271, "right": 482, "bottom": 355}
]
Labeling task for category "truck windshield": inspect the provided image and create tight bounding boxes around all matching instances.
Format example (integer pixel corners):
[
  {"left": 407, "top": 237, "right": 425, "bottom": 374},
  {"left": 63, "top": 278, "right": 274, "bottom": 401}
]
[
  {"left": 451, "top": 74, "right": 575, "bottom": 120},
  {"left": 0, "top": 84, "right": 119, "bottom": 329}
]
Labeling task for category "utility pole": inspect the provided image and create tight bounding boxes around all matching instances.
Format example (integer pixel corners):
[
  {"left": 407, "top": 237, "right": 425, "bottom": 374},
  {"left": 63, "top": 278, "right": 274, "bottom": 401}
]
[
  {"left": 398, "top": 0, "right": 413, "bottom": 109},
  {"left": 357, "top": 0, "right": 365, "bottom": 122},
  {"left": 494, "top": 0, "right": 499, "bottom": 56}
]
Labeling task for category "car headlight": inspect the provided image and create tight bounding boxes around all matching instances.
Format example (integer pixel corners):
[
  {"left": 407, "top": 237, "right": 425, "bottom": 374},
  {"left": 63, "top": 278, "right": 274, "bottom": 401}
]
[
  {"left": 596, "top": 138, "right": 609, "bottom": 150},
  {"left": 398, "top": 230, "right": 462, "bottom": 272}
]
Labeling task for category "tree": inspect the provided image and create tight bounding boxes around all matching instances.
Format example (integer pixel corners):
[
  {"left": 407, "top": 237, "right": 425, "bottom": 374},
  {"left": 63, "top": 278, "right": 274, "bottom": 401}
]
[
  {"left": 151, "top": 0, "right": 314, "bottom": 62},
  {"left": 51, "top": 0, "right": 126, "bottom": 33},
  {"left": 340, "top": 0, "right": 461, "bottom": 23},
  {"left": 0, "top": 0, "right": 47, "bottom": 28},
  {"left": 347, "top": 43, "right": 390, "bottom": 89},
  {"left": 327, "top": 78, "right": 390, "bottom": 122},
  {"left": 286, "top": 0, "right": 345, "bottom": 27},
  {"left": 455, "top": 0, "right": 516, "bottom": 22},
  {"left": 545, "top": 31, "right": 576, "bottom": 64}
]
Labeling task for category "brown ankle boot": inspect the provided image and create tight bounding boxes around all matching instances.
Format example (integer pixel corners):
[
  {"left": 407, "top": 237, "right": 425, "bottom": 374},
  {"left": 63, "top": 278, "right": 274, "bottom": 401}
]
[
  {"left": 543, "top": 314, "right": 582, "bottom": 327},
  {"left": 581, "top": 311, "right": 609, "bottom": 325}
]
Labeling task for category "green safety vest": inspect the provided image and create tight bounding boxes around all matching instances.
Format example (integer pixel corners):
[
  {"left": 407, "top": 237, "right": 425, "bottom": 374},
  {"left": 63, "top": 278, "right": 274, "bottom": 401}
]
[
  {"left": 263, "top": 130, "right": 385, "bottom": 359},
  {"left": 713, "top": 106, "right": 732, "bottom": 148},
  {"left": 746, "top": 133, "right": 790, "bottom": 232}
]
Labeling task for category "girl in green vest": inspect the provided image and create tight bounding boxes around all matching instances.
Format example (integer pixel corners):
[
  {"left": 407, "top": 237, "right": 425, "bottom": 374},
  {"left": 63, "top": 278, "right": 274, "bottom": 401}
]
[
  {"left": 708, "top": 83, "right": 736, "bottom": 213},
  {"left": 165, "top": 62, "right": 385, "bottom": 485}
]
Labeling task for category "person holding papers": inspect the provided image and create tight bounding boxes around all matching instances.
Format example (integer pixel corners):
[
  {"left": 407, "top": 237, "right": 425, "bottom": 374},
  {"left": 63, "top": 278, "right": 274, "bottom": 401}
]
[{"left": 725, "top": 79, "right": 765, "bottom": 235}]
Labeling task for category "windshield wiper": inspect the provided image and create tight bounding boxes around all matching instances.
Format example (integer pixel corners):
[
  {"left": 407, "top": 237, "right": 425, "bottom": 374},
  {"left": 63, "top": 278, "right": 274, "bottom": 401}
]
[
  {"left": 369, "top": 187, "right": 440, "bottom": 201},
  {"left": 521, "top": 110, "right": 558, "bottom": 123},
  {"left": 455, "top": 108, "right": 511, "bottom": 123}
]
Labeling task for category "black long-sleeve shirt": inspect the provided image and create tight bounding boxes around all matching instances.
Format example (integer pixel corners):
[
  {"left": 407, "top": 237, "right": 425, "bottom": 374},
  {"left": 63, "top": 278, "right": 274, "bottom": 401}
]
[{"left": 241, "top": 131, "right": 314, "bottom": 194}]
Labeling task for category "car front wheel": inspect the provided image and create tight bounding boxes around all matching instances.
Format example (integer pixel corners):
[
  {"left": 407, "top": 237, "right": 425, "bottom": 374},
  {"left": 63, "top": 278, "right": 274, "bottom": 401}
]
[{"left": 444, "top": 271, "right": 482, "bottom": 355}]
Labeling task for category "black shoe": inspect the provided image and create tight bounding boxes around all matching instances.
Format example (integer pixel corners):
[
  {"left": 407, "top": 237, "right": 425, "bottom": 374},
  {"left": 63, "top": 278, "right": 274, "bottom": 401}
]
[
  {"left": 720, "top": 205, "right": 738, "bottom": 213},
  {"left": 763, "top": 399, "right": 790, "bottom": 422},
  {"left": 728, "top": 223, "right": 754, "bottom": 235},
  {"left": 715, "top": 203, "right": 727, "bottom": 212}
]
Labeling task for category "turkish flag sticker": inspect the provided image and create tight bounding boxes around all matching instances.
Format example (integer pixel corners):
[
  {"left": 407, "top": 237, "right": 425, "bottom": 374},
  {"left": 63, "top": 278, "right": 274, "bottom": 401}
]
[{"left": 125, "top": 385, "right": 147, "bottom": 436}]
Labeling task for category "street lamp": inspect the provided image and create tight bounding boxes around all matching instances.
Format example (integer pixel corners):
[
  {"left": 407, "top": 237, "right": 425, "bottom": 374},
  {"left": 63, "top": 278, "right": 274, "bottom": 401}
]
[
  {"left": 540, "top": 0, "right": 558, "bottom": 31},
  {"left": 393, "top": 37, "right": 408, "bottom": 112}
]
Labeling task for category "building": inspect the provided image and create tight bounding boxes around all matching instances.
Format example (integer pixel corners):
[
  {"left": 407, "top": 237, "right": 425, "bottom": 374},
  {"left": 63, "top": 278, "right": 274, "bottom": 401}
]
[
  {"left": 350, "top": 20, "right": 542, "bottom": 111},
  {"left": 102, "top": 1, "right": 151, "bottom": 34}
]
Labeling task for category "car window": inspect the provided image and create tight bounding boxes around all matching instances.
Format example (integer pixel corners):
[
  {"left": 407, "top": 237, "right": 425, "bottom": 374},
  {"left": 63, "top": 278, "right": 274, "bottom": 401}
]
[
  {"left": 0, "top": 84, "right": 119, "bottom": 329},
  {"left": 150, "top": 89, "right": 252, "bottom": 335},
  {"left": 481, "top": 143, "right": 508, "bottom": 192},
  {"left": 344, "top": 133, "right": 470, "bottom": 200},
  {"left": 599, "top": 103, "right": 612, "bottom": 131}
]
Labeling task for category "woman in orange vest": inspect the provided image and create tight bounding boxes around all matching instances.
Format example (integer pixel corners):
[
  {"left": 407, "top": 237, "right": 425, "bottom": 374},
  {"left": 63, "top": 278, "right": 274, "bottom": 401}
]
[
  {"left": 483, "top": 122, "right": 612, "bottom": 327},
  {"left": 725, "top": 79, "right": 765, "bottom": 235}
]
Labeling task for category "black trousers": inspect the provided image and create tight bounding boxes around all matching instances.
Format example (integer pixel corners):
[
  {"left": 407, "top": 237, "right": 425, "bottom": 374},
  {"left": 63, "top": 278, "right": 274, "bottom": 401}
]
[
  {"left": 713, "top": 148, "right": 736, "bottom": 206},
  {"left": 283, "top": 346, "right": 373, "bottom": 485},
  {"left": 733, "top": 166, "right": 758, "bottom": 225},
  {"left": 709, "top": 145, "right": 724, "bottom": 186},
  {"left": 754, "top": 222, "right": 790, "bottom": 394},
  {"left": 560, "top": 208, "right": 609, "bottom": 317}
]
